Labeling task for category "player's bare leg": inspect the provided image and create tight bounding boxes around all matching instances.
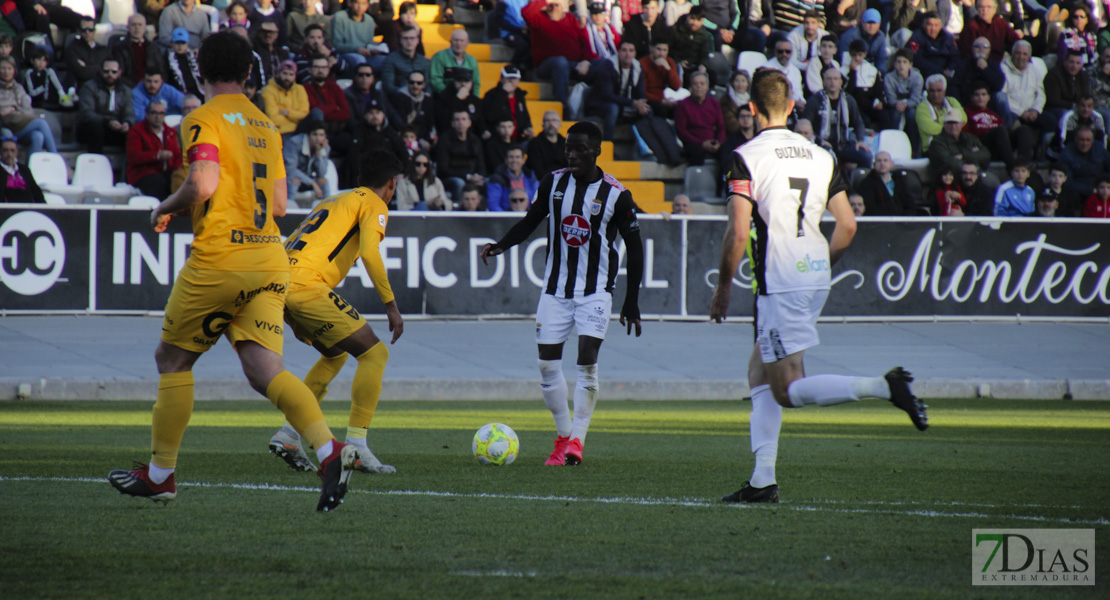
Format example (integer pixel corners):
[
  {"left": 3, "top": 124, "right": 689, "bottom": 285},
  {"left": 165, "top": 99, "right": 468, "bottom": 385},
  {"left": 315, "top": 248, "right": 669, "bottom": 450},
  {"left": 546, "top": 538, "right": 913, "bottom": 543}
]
[{"left": 538, "top": 342, "right": 572, "bottom": 465}]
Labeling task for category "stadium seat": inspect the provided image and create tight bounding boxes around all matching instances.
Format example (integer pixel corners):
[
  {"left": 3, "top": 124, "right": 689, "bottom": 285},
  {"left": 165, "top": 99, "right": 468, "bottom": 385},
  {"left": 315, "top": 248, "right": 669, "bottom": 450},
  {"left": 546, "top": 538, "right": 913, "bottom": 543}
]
[
  {"left": 128, "top": 195, "right": 160, "bottom": 209},
  {"left": 101, "top": 0, "right": 135, "bottom": 28},
  {"left": 30, "top": 152, "right": 83, "bottom": 201},
  {"left": 325, "top": 159, "right": 340, "bottom": 196},
  {"left": 42, "top": 192, "right": 66, "bottom": 205},
  {"left": 737, "top": 51, "right": 765, "bottom": 75},
  {"left": 877, "top": 129, "right": 929, "bottom": 178},
  {"left": 849, "top": 167, "right": 868, "bottom": 192},
  {"left": 72, "top": 153, "right": 136, "bottom": 202},
  {"left": 336, "top": 79, "right": 353, "bottom": 91},
  {"left": 164, "top": 115, "right": 182, "bottom": 128},
  {"left": 684, "top": 165, "right": 721, "bottom": 204}
]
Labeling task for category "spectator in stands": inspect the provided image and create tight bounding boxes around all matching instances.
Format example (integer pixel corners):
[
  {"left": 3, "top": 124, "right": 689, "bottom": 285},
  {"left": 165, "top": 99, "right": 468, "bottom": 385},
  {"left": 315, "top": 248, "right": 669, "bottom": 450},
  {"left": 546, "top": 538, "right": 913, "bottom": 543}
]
[
  {"left": 1058, "top": 5, "right": 1096, "bottom": 67},
  {"left": 857, "top": 150, "right": 919, "bottom": 215},
  {"left": 1060, "top": 125, "right": 1110, "bottom": 197},
  {"left": 906, "top": 11, "right": 958, "bottom": 82},
  {"left": 585, "top": 3, "right": 621, "bottom": 61},
  {"left": 431, "top": 29, "right": 481, "bottom": 95},
  {"left": 881, "top": 48, "right": 922, "bottom": 151},
  {"left": 805, "top": 34, "right": 839, "bottom": 98},
  {"left": 964, "top": 81, "right": 1021, "bottom": 167},
  {"left": 434, "top": 67, "right": 484, "bottom": 137},
  {"left": 732, "top": 0, "right": 772, "bottom": 52},
  {"left": 934, "top": 166, "right": 966, "bottom": 216},
  {"left": 722, "top": 69, "right": 751, "bottom": 136},
  {"left": 958, "top": 0, "right": 1020, "bottom": 62},
  {"left": 395, "top": 151, "right": 450, "bottom": 210},
  {"left": 248, "top": 0, "right": 289, "bottom": 47},
  {"left": 482, "top": 65, "right": 532, "bottom": 143},
  {"left": 484, "top": 119, "right": 515, "bottom": 173},
  {"left": 304, "top": 55, "right": 352, "bottom": 142},
  {"left": 159, "top": 0, "right": 210, "bottom": 51},
  {"left": 723, "top": 102, "right": 755, "bottom": 158},
  {"left": 623, "top": 0, "right": 668, "bottom": 58},
  {"left": 1034, "top": 194, "right": 1058, "bottom": 217},
  {"left": 437, "top": 109, "right": 486, "bottom": 202},
  {"left": 295, "top": 24, "right": 339, "bottom": 78},
  {"left": 848, "top": 192, "right": 865, "bottom": 216},
  {"left": 245, "top": 80, "right": 266, "bottom": 112},
  {"left": 287, "top": 0, "right": 331, "bottom": 49},
  {"left": 498, "top": 0, "right": 532, "bottom": 69},
  {"left": 794, "top": 116, "right": 816, "bottom": 142},
  {"left": 523, "top": 0, "right": 596, "bottom": 104},
  {"left": 389, "top": 68, "right": 436, "bottom": 149},
  {"left": 1045, "top": 51, "right": 1092, "bottom": 125},
  {"left": 1089, "top": 46, "right": 1110, "bottom": 126},
  {"left": 333, "top": 0, "right": 390, "bottom": 76},
  {"left": 788, "top": 10, "right": 827, "bottom": 73},
  {"left": 383, "top": 2, "right": 424, "bottom": 54},
  {"left": 640, "top": 37, "right": 681, "bottom": 118},
  {"left": 22, "top": 0, "right": 86, "bottom": 37},
  {"left": 951, "top": 36, "right": 1004, "bottom": 104},
  {"left": 126, "top": 99, "right": 182, "bottom": 200},
  {"left": 180, "top": 94, "right": 200, "bottom": 120},
  {"left": 842, "top": 39, "right": 883, "bottom": 125},
  {"left": 1082, "top": 176, "right": 1110, "bottom": 217},
  {"left": 507, "top": 187, "right": 530, "bottom": 211},
  {"left": 763, "top": 38, "right": 806, "bottom": 107},
  {"left": 1060, "top": 94, "right": 1106, "bottom": 147},
  {"left": 65, "top": 16, "right": 111, "bottom": 89},
  {"left": 347, "top": 63, "right": 401, "bottom": 129},
  {"left": 955, "top": 160, "right": 993, "bottom": 215},
  {"left": 826, "top": 0, "right": 866, "bottom": 37},
  {"left": 0, "top": 136, "right": 43, "bottom": 203},
  {"left": 927, "top": 111, "right": 990, "bottom": 180},
  {"left": 527, "top": 110, "right": 567, "bottom": 180},
  {"left": 166, "top": 28, "right": 204, "bottom": 99},
  {"left": 262, "top": 60, "right": 310, "bottom": 136},
  {"left": 993, "top": 160, "right": 1035, "bottom": 216},
  {"left": 221, "top": 1, "right": 251, "bottom": 30},
  {"left": 670, "top": 192, "right": 691, "bottom": 214},
  {"left": 1002, "top": 40, "right": 1052, "bottom": 135},
  {"left": 133, "top": 70, "right": 184, "bottom": 120},
  {"left": 890, "top": 0, "right": 948, "bottom": 34},
  {"left": 838, "top": 10, "right": 887, "bottom": 70},
  {"left": 671, "top": 6, "right": 715, "bottom": 86},
  {"left": 113, "top": 14, "right": 161, "bottom": 88},
  {"left": 284, "top": 120, "right": 331, "bottom": 202},
  {"left": 804, "top": 66, "right": 871, "bottom": 167},
  {"left": 916, "top": 73, "right": 964, "bottom": 151},
  {"left": 457, "top": 183, "right": 484, "bottom": 211},
  {"left": 23, "top": 48, "right": 67, "bottom": 109},
  {"left": 77, "top": 58, "right": 134, "bottom": 153},
  {"left": 350, "top": 99, "right": 404, "bottom": 168},
  {"left": 768, "top": 0, "right": 820, "bottom": 38},
  {"left": 382, "top": 25, "right": 431, "bottom": 96},
  {"left": 1043, "top": 162, "right": 1080, "bottom": 216},
  {"left": 225, "top": 24, "right": 268, "bottom": 91},
  {"left": 486, "top": 144, "right": 539, "bottom": 211},
  {"left": 675, "top": 71, "right": 724, "bottom": 165},
  {"left": 586, "top": 40, "right": 649, "bottom": 140},
  {"left": 254, "top": 21, "right": 293, "bottom": 88}
]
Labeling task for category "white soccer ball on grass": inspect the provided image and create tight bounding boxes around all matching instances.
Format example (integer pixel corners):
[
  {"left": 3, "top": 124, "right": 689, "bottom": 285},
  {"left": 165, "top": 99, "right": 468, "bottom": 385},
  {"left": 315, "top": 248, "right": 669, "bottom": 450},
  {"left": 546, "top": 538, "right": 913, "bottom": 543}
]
[{"left": 473, "top": 423, "right": 519, "bottom": 466}]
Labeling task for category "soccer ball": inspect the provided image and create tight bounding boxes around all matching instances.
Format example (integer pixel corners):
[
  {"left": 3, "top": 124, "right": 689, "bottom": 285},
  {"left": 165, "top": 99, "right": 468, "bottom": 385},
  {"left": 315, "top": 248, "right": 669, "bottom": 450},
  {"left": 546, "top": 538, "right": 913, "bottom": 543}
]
[{"left": 473, "top": 423, "right": 519, "bottom": 466}]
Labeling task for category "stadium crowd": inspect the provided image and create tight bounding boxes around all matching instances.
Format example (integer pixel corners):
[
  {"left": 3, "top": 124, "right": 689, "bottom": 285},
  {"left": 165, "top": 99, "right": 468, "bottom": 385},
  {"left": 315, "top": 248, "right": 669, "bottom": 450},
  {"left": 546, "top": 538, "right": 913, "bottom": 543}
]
[{"left": 2, "top": 0, "right": 1110, "bottom": 217}]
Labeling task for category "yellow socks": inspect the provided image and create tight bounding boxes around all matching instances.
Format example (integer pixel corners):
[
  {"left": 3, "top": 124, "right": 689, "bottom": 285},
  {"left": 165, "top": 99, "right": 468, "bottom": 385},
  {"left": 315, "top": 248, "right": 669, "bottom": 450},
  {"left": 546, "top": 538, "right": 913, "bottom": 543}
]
[
  {"left": 303, "top": 353, "right": 348, "bottom": 402},
  {"left": 265, "top": 370, "right": 333, "bottom": 451},
  {"left": 150, "top": 372, "right": 195, "bottom": 470},
  {"left": 349, "top": 342, "right": 389, "bottom": 429}
]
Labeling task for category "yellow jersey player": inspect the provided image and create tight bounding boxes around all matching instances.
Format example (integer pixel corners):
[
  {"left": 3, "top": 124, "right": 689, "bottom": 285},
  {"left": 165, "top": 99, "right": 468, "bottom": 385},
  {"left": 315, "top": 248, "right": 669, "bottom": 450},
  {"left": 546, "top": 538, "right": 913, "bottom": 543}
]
[
  {"left": 109, "top": 31, "right": 359, "bottom": 512},
  {"left": 268, "top": 149, "right": 405, "bottom": 475}
]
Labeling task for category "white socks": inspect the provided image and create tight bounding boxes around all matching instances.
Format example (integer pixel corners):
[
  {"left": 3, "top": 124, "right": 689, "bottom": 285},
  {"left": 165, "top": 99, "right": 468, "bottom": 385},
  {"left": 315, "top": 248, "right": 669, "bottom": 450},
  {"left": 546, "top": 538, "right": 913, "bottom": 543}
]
[
  {"left": 148, "top": 463, "right": 173, "bottom": 484},
  {"left": 538, "top": 359, "right": 572, "bottom": 437},
  {"left": 570, "top": 364, "right": 599, "bottom": 443},
  {"left": 786, "top": 375, "right": 890, "bottom": 408},
  {"left": 748, "top": 384, "right": 781, "bottom": 488},
  {"left": 315, "top": 439, "right": 335, "bottom": 463}
]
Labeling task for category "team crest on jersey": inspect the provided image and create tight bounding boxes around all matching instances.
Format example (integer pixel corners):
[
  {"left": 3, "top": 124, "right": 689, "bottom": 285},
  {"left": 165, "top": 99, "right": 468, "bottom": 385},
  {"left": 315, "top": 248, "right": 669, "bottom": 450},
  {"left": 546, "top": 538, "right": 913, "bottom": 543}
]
[
  {"left": 590, "top": 198, "right": 604, "bottom": 215},
  {"left": 378, "top": 214, "right": 386, "bottom": 227},
  {"left": 561, "top": 215, "right": 591, "bottom": 247}
]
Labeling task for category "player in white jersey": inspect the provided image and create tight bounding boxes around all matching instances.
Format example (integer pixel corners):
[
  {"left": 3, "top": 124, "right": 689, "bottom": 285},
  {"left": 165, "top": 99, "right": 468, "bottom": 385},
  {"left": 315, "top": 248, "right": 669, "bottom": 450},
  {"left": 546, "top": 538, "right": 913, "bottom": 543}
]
[
  {"left": 710, "top": 69, "right": 928, "bottom": 504},
  {"left": 481, "top": 121, "right": 644, "bottom": 466}
]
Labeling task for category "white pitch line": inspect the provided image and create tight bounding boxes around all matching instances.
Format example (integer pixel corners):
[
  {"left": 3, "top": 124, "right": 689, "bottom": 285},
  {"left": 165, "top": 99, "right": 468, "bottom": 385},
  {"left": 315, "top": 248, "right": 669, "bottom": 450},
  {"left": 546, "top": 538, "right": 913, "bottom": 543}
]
[{"left": 3, "top": 475, "right": 1107, "bottom": 526}]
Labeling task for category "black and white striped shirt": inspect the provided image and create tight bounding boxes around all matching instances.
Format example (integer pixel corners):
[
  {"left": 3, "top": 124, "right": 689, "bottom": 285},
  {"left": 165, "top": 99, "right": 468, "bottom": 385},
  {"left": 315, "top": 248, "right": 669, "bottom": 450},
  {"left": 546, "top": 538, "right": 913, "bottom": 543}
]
[{"left": 494, "top": 168, "right": 641, "bottom": 299}]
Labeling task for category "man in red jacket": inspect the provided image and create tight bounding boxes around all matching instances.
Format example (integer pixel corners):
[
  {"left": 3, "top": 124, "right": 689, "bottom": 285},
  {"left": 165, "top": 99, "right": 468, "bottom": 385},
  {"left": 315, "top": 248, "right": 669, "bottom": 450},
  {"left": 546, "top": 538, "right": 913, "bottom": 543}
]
[
  {"left": 125, "top": 99, "right": 183, "bottom": 199},
  {"left": 958, "top": 0, "right": 1021, "bottom": 63},
  {"left": 522, "top": 0, "right": 597, "bottom": 106}
]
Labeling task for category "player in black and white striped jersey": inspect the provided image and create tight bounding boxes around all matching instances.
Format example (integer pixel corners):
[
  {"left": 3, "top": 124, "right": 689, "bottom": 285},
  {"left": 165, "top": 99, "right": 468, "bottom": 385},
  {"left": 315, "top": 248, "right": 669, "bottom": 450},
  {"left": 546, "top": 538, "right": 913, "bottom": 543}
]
[
  {"left": 481, "top": 121, "right": 644, "bottom": 467},
  {"left": 710, "top": 69, "right": 928, "bottom": 504}
]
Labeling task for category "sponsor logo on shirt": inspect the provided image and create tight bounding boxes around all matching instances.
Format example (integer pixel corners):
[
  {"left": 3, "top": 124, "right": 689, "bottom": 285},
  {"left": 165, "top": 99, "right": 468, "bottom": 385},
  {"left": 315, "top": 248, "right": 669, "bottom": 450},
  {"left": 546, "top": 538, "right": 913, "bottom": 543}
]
[
  {"left": 796, "top": 253, "right": 830, "bottom": 273},
  {"left": 230, "top": 229, "right": 282, "bottom": 245},
  {"left": 561, "top": 215, "right": 591, "bottom": 247}
]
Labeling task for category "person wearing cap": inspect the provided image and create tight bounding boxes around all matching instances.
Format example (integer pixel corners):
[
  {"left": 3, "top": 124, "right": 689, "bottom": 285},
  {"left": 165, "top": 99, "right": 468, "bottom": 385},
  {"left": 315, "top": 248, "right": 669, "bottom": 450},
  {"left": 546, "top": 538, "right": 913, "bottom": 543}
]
[
  {"left": 381, "top": 25, "right": 431, "bottom": 96},
  {"left": 165, "top": 27, "right": 204, "bottom": 99},
  {"left": 387, "top": 68, "right": 435, "bottom": 148},
  {"left": 248, "top": 0, "right": 290, "bottom": 48},
  {"left": 65, "top": 16, "right": 112, "bottom": 89},
  {"left": 787, "top": 10, "right": 828, "bottom": 72},
  {"left": 262, "top": 59, "right": 310, "bottom": 135},
  {"left": 585, "top": 2, "right": 621, "bottom": 61},
  {"left": 254, "top": 21, "right": 294, "bottom": 85},
  {"left": 158, "top": 0, "right": 210, "bottom": 51},
  {"left": 906, "top": 10, "right": 959, "bottom": 81},
  {"left": 482, "top": 65, "right": 533, "bottom": 143},
  {"left": 622, "top": 0, "right": 668, "bottom": 58},
  {"left": 837, "top": 8, "right": 888, "bottom": 71},
  {"left": 915, "top": 73, "right": 964, "bottom": 151},
  {"left": 434, "top": 67, "right": 485, "bottom": 138},
  {"left": 926, "top": 110, "right": 990, "bottom": 181},
  {"left": 430, "top": 29, "right": 481, "bottom": 95},
  {"left": 522, "top": 0, "right": 598, "bottom": 104},
  {"left": 132, "top": 69, "right": 185, "bottom": 120}
]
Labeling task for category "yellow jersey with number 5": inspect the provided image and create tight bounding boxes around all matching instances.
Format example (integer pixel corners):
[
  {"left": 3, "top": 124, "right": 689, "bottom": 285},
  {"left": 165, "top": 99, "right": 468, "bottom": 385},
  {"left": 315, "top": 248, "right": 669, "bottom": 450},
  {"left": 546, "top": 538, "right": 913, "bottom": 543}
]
[{"left": 182, "top": 94, "right": 287, "bottom": 272}]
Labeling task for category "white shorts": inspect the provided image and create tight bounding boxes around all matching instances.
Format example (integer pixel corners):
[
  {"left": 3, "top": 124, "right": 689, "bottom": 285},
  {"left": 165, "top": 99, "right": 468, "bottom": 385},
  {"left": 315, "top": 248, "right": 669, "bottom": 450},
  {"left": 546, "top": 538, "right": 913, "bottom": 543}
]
[
  {"left": 535, "top": 292, "right": 612, "bottom": 344},
  {"left": 755, "top": 289, "right": 829, "bottom": 363}
]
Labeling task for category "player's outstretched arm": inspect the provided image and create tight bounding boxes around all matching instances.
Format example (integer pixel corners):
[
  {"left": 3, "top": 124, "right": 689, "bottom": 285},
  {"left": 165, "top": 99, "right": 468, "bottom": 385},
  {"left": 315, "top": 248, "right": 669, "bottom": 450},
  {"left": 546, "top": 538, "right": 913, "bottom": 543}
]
[
  {"left": 384, "top": 300, "right": 404, "bottom": 344},
  {"left": 480, "top": 189, "right": 550, "bottom": 265},
  {"left": 151, "top": 160, "right": 220, "bottom": 232},
  {"left": 710, "top": 194, "right": 752, "bottom": 323},
  {"left": 826, "top": 190, "right": 857, "bottom": 266},
  {"left": 617, "top": 194, "right": 644, "bottom": 337}
]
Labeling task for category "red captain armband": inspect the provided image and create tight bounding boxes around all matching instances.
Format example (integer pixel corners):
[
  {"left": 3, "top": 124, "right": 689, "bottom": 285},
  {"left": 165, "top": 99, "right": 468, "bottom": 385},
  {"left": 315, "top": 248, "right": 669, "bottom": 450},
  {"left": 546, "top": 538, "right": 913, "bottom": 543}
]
[
  {"left": 728, "top": 180, "right": 751, "bottom": 197},
  {"left": 187, "top": 143, "right": 220, "bottom": 164}
]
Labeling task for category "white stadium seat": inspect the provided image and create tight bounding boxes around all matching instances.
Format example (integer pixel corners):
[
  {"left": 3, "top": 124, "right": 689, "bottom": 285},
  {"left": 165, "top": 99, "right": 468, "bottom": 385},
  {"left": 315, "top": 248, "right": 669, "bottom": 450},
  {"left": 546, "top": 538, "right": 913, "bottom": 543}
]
[
  {"left": 100, "top": 0, "right": 135, "bottom": 28},
  {"left": 737, "top": 51, "right": 765, "bottom": 75},
  {"left": 42, "top": 192, "right": 67, "bottom": 205},
  {"left": 325, "top": 159, "right": 339, "bottom": 197},
  {"left": 72, "top": 153, "right": 136, "bottom": 203},
  {"left": 164, "top": 114, "right": 183, "bottom": 128},
  {"left": 877, "top": 129, "right": 929, "bottom": 179},
  {"left": 30, "top": 152, "right": 83, "bottom": 202},
  {"left": 128, "top": 195, "right": 161, "bottom": 209}
]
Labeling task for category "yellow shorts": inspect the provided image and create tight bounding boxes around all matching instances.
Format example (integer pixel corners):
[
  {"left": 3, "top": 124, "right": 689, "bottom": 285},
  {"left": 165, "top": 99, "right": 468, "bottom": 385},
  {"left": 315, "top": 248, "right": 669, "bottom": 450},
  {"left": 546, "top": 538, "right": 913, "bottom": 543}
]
[
  {"left": 283, "top": 282, "right": 366, "bottom": 349},
  {"left": 161, "top": 262, "right": 289, "bottom": 354}
]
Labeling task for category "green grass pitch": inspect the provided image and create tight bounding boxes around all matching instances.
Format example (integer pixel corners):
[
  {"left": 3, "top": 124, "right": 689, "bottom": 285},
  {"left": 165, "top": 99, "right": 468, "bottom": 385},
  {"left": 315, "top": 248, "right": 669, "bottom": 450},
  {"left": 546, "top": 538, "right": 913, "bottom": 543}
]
[{"left": 1, "top": 399, "right": 1107, "bottom": 599}]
